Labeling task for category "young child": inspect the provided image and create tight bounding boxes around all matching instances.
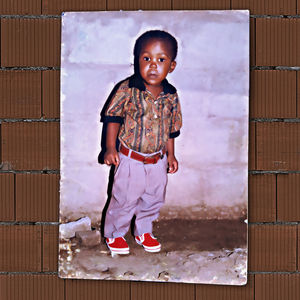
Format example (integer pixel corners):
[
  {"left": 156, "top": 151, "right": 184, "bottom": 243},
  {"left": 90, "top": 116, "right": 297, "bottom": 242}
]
[{"left": 101, "top": 30, "right": 182, "bottom": 255}]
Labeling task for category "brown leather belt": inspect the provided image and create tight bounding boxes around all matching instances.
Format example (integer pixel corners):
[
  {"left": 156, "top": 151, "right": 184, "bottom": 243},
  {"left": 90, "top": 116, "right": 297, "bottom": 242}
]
[{"left": 120, "top": 144, "right": 165, "bottom": 164}]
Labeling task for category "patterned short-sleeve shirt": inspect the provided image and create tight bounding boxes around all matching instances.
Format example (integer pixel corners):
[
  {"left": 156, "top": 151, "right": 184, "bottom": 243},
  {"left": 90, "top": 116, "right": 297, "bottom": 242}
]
[{"left": 102, "top": 75, "right": 182, "bottom": 154}]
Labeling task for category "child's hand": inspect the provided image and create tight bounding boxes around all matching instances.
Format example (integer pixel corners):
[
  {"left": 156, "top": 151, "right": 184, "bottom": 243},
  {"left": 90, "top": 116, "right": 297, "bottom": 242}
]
[
  {"left": 104, "top": 148, "right": 120, "bottom": 166},
  {"left": 167, "top": 154, "right": 178, "bottom": 174}
]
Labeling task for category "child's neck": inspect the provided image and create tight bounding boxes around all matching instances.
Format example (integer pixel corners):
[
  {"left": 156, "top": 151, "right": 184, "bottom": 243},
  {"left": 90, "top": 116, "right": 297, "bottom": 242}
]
[{"left": 145, "top": 84, "right": 163, "bottom": 99}]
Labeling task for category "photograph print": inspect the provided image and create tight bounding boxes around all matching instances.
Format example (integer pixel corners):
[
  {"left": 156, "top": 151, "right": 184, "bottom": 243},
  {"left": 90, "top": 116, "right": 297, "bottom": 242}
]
[{"left": 59, "top": 10, "right": 249, "bottom": 285}]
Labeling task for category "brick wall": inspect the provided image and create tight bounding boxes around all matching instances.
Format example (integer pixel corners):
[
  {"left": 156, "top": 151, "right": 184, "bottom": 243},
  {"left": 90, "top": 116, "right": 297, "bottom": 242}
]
[{"left": 0, "top": 0, "right": 299, "bottom": 299}]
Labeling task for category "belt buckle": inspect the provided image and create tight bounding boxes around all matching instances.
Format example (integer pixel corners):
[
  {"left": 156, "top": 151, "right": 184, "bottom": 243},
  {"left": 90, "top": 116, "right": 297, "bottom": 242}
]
[
  {"left": 143, "top": 155, "right": 158, "bottom": 164},
  {"left": 143, "top": 157, "right": 151, "bottom": 164}
]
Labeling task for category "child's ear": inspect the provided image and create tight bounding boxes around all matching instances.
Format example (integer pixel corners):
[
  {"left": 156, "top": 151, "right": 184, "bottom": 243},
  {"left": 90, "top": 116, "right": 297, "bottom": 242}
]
[{"left": 169, "top": 61, "right": 176, "bottom": 73}]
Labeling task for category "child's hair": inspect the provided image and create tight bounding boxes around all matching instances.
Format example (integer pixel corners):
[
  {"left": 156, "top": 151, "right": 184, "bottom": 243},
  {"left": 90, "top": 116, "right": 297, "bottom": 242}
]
[
  {"left": 133, "top": 30, "right": 178, "bottom": 75},
  {"left": 133, "top": 30, "right": 178, "bottom": 61}
]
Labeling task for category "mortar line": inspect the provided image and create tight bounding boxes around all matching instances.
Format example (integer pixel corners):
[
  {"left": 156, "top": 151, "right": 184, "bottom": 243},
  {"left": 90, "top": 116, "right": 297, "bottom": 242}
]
[
  {"left": 0, "top": 67, "right": 60, "bottom": 70},
  {"left": 0, "top": 221, "right": 59, "bottom": 225},
  {"left": 251, "top": 66, "right": 300, "bottom": 70},
  {"left": 0, "top": 221, "right": 298, "bottom": 226},
  {"left": 0, "top": 15, "right": 60, "bottom": 19},
  {"left": 1, "top": 67, "right": 300, "bottom": 71},
  {"left": 251, "top": 118, "right": 300, "bottom": 121},
  {"left": 0, "top": 14, "right": 300, "bottom": 19},
  {"left": 0, "top": 170, "right": 60, "bottom": 174},
  {"left": 0, "top": 118, "right": 60, "bottom": 122},
  {"left": 0, "top": 270, "right": 300, "bottom": 275},
  {"left": 3, "top": 118, "right": 300, "bottom": 123},
  {"left": 3, "top": 170, "right": 300, "bottom": 175},
  {"left": 0, "top": 271, "right": 59, "bottom": 275}
]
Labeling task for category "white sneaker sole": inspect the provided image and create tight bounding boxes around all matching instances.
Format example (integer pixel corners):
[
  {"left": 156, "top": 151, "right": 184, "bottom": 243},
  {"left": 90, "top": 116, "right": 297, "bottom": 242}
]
[
  {"left": 106, "top": 243, "right": 130, "bottom": 255},
  {"left": 135, "top": 239, "right": 161, "bottom": 252}
]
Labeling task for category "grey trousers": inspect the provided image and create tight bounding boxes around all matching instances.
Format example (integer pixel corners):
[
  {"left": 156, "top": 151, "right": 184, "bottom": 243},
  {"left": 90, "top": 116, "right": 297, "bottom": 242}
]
[{"left": 104, "top": 152, "right": 168, "bottom": 238}]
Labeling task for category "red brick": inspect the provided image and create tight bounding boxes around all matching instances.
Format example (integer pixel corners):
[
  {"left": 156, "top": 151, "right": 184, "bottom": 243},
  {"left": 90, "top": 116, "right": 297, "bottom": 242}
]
[
  {"left": 0, "top": 71, "right": 41, "bottom": 118},
  {"left": 0, "top": 275, "right": 64, "bottom": 300},
  {"left": 1, "top": 19, "right": 61, "bottom": 67},
  {"left": 249, "top": 225, "right": 297, "bottom": 271},
  {"left": 1, "top": 122, "right": 60, "bottom": 170},
  {"left": 256, "top": 18, "right": 300, "bottom": 66},
  {"left": 43, "top": 225, "right": 58, "bottom": 272},
  {"left": 42, "top": 70, "right": 60, "bottom": 118},
  {"left": 255, "top": 274, "right": 300, "bottom": 300},
  {"left": 196, "top": 275, "right": 254, "bottom": 299},
  {"left": 131, "top": 282, "right": 194, "bottom": 300},
  {"left": 0, "top": 225, "right": 41, "bottom": 271},
  {"left": 43, "top": 0, "right": 106, "bottom": 14},
  {"left": 172, "top": 0, "right": 230, "bottom": 9},
  {"left": 16, "top": 174, "right": 59, "bottom": 221},
  {"left": 256, "top": 122, "right": 300, "bottom": 171},
  {"left": 0, "top": 0, "right": 41, "bottom": 14},
  {"left": 248, "top": 174, "right": 276, "bottom": 222},
  {"left": 107, "top": 0, "right": 171, "bottom": 10},
  {"left": 277, "top": 174, "right": 300, "bottom": 221},
  {"left": 250, "top": 70, "right": 297, "bottom": 118},
  {"left": 249, "top": 122, "right": 256, "bottom": 170},
  {"left": 231, "top": 0, "right": 297, "bottom": 15},
  {"left": 65, "top": 280, "right": 130, "bottom": 300},
  {"left": 0, "top": 173, "right": 15, "bottom": 221}
]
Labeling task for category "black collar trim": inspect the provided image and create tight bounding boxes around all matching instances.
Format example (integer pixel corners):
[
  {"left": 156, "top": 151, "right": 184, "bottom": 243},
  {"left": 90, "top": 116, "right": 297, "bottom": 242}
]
[{"left": 128, "top": 74, "right": 177, "bottom": 94}]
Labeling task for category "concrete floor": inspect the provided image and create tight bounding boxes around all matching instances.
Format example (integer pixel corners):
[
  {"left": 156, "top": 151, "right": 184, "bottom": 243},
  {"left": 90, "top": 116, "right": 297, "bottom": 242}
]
[{"left": 59, "top": 219, "right": 247, "bottom": 285}]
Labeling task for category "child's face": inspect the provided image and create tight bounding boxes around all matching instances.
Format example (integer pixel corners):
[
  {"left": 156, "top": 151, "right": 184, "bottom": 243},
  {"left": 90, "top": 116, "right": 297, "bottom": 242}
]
[{"left": 138, "top": 39, "right": 176, "bottom": 89}]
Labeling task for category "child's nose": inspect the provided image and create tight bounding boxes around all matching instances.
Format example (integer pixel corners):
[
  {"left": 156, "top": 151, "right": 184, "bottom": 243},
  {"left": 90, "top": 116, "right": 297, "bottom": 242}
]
[{"left": 150, "top": 61, "right": 157, "bottom": 68}]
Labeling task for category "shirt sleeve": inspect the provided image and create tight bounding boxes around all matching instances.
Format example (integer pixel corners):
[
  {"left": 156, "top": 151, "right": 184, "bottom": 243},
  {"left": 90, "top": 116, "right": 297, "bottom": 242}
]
[
  {"left": 101, "top": 81, "right": 131, "bottom": 123},
  {"left": 169, "top": 93, "right": 182, "bottom": 138}
]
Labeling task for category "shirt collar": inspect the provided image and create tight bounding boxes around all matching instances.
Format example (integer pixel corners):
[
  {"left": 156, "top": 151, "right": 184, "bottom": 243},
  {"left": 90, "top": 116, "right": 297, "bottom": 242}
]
[{"left": 128, "top": 74, "right": 177, "bottom": 94}]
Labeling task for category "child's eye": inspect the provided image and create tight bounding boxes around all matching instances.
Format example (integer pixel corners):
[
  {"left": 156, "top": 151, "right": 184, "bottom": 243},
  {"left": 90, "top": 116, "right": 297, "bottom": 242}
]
[
  {"left": 143, "top": 57, "right": 150, "bottom": 61},
  {"left": 158, "top": 58, "right": 165, "bottom": 62}
]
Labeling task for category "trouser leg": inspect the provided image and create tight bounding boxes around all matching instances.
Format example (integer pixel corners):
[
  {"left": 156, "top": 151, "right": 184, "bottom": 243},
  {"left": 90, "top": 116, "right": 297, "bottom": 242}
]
[
  {"left": 104, "top": 154, "right": 145, "bottom": 238},
  {"left": 134, "top": 155, "right": 168, "bottom": 236}
]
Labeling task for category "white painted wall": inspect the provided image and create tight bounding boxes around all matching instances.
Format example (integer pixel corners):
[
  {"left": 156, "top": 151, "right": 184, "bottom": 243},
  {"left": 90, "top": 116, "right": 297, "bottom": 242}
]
[{"left": 60, "top": 11, "right": 249, "bottom": 223}]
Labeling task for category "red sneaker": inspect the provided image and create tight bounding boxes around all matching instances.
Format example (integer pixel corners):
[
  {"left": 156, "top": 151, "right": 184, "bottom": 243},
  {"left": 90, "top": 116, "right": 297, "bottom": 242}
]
[
  {"left": 135, "top": 233, "right": 161, "bottom": 252},
  {"left": 106, "top": 237, "right": 129, "bottom": 254}
]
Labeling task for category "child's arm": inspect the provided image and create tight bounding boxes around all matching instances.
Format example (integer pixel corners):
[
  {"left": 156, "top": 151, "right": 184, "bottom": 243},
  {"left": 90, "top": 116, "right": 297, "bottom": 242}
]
[
  {"left": 166, "top": 138, "right": 178, "bottom": 174},
  {"left": 104, "top": 122, "right": 121, "bottom": 166}
]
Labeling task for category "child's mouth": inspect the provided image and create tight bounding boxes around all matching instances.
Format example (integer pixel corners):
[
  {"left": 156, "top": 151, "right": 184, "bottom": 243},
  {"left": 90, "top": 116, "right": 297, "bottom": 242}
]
[{"left": 148, "top": 72, "right": 158, "bottom": 77}]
